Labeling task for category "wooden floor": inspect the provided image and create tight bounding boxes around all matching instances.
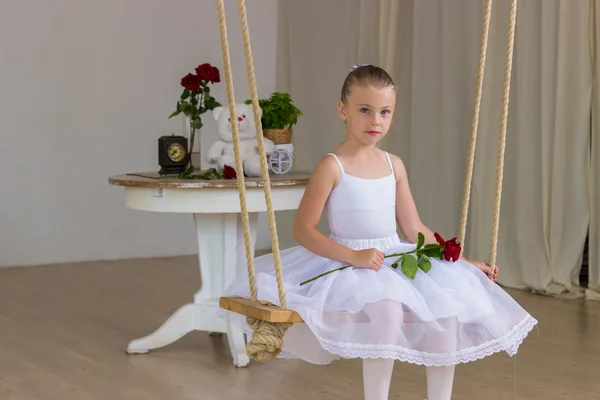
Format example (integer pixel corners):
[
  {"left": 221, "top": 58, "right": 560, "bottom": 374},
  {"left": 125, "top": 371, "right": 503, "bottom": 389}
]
[{"left": 1, "top": 256, "right": 599, "bottom": 400}]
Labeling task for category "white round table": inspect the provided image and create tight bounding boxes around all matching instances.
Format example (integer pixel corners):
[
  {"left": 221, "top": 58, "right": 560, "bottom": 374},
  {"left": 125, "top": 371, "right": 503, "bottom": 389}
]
[{"left": 108, "top": 171, "right": 310, "bottom": 367}]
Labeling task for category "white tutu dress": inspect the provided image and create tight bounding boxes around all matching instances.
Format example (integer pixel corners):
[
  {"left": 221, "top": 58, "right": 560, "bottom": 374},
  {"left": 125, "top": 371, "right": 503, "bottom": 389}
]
[{"left": 223, "top": 152, "right": 537, "bottom": 366}]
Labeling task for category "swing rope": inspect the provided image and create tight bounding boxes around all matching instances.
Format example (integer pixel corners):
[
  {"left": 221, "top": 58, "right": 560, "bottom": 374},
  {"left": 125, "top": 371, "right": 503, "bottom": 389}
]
[
  {"left": 459, "top": 0, "right": 518, "bottom": 276},
  {"left": 489, "top": 0, "right": 518, "bottom": 273},
  {"left": 459, "top": 0, "right": 493, "bottom": 247},
  {"left": 216, "top": 0, "right": 292, "bottom": 362}
]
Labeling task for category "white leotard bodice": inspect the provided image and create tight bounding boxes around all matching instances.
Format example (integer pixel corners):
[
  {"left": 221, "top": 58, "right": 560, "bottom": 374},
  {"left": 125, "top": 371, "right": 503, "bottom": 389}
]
[{"left": 325, "top": 152, "right": 397, "bottom": 240}]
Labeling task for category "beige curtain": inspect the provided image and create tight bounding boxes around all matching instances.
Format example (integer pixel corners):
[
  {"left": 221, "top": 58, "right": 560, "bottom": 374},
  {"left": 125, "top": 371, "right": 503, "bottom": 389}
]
[
  {"left": 275, "top": 0, "right": 591, "bottom": 298},
  {"left": 587, "top": 0, "right": 600, "bottom": 301},
  {"left": 466, "top": 0, "right": 591, "bottom": 298}
]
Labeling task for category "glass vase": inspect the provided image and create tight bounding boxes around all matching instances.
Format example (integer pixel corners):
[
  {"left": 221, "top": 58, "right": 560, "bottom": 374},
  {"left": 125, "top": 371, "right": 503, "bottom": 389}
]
[{"left": 184, "top": 116, "right": 199, "bottom": 170}]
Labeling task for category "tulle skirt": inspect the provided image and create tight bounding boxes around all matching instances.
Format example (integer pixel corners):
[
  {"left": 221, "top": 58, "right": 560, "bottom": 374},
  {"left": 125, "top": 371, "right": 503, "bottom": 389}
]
[{"left": 222, "top": 234, "right": 537, "bottom": 367}]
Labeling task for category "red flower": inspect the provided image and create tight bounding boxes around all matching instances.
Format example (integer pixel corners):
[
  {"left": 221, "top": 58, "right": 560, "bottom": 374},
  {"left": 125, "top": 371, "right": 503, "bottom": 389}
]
[
  {"left": 181, "top": 73, "right": 202, "bottom": 91},
  {"left": 434, "top": 232, "right": 446, "bottom": 247},
  {"left": 211, "top": 68, "right": 221, "bottom": 83},
  {"left": 222, "top": 165, "right": 237, "bottom": 179},
  {"left": 444, "top": 238, "right": 462, "bottom": 262},
  {"left": 195, "top": 63, "right": 220, "bottom": 83},
  {"left": 434, "top": 232, "right": 462, "bottom": 262}
]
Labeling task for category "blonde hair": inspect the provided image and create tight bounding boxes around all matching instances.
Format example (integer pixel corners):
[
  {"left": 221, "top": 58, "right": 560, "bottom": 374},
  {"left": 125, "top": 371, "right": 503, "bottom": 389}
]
[{"left": 340, "top": 64, "right": 396, "bottom": 103}]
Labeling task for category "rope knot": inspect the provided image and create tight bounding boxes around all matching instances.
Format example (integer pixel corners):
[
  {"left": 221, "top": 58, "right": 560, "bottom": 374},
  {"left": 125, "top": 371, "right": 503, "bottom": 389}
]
[{"left": 245, "top": 301, "right": 293, "bottom": 361}]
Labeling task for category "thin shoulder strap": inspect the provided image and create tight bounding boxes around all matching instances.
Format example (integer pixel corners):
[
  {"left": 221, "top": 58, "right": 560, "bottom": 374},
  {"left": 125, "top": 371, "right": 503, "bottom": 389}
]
[
  {"left": 327, "top": 153, "right": 345, "bottom": 174},
  {"left": 384, "top": 152, "right": 394, "bottom": 174}
]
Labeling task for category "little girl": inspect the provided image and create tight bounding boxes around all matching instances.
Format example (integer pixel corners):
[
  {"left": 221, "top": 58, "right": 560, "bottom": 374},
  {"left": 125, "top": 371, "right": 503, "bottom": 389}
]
[{"left": 223, "top": 64, "right": 537, "bottom": 400}]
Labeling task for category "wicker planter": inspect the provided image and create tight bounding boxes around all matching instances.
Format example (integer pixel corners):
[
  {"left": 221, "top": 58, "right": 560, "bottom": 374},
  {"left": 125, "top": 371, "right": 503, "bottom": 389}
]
[{"left": 263, "top": 129, "right": 292, "bottom": 144}]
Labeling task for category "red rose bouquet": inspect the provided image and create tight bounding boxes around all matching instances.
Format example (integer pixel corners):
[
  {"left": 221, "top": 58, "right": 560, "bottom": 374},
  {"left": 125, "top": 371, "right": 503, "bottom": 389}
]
[
  {"left": 169, "top": 63, "right": 222, "bottom": 169},
  {"left": 299, "top": 232, "right": 462, "bottom": 286}
]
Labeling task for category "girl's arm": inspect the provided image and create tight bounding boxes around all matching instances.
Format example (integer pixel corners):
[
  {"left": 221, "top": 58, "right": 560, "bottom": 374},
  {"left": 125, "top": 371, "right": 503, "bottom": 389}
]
[
  {"left": 390, "top": 154, "right": 436, "bottom": 245},
  {"left": 389, "top": 154, "right": 498, "bottom": 280},
  {"left": 293, "top": 156, "right": 356, "bottom": 265}
]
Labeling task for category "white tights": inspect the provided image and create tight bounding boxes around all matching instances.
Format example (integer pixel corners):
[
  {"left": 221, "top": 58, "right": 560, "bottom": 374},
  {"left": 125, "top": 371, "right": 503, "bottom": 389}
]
[
  {"left": 362, "top": 359, "right": 455, "bottom": 400},
  {"left": 362, "top": 301, "right": 457, "bottom": 399}
]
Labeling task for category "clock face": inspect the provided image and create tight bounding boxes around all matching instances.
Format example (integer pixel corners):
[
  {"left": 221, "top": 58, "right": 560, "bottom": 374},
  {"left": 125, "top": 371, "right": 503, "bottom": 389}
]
[{"left": 167, "top": 143, "right": 186, "bottom": 162}]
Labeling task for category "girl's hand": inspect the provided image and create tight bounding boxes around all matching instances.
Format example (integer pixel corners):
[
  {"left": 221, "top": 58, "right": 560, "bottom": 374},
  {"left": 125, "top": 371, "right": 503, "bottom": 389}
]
[
  {"left": 470, "top": 260, "right": 499, "bottom": 282},
  {"left": 351, "top": 248, "right": 385, "bottom": 271}
]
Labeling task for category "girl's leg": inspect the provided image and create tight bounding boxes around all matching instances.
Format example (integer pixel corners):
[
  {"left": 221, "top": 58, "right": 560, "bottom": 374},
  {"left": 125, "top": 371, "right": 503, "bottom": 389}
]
[
  {"left": 361, "top": 300, "right": 404, "bottom": 399},
  {"left": 362, "top": 360, "right": 455, "bottom": 400},
  {"left": 425, "top": 316, "right": 457, "bottom": 400},
  {"left": 363, "top": 358, "right": 395, "bottom": 400},
  {"left": 425, "top": 365, "right": 455, "bottom": 400},
  {"left": 361, "top": 300, "right": 403, "bottom": 399}
]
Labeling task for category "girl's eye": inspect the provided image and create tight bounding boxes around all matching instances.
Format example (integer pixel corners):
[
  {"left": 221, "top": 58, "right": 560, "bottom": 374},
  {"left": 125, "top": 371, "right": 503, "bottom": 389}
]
[
  {"left": 360, "top": 108, "right": 369, "bottom": 113},
  {"left": 381, "top": 110, "right": 390, "bottom": 115}
]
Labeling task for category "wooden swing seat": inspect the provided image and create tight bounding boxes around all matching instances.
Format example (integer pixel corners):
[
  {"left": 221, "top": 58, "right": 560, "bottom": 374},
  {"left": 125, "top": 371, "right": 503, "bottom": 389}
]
[{"left": 219, "top": 296, "right": 304, "bottom": 323}]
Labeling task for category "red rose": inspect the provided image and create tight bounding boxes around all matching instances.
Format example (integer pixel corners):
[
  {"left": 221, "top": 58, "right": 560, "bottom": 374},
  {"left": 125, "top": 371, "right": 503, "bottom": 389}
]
[
  {"left": 213, "top": 68, "right": 221, "bottom": 83},
  {"left": 195, "top": 63, "right": 220, "bottom": 83},
  {"left": 222, "top": 165, "right": 237, "bottom": 179},
  {"left": 434, "top": 232, "right": 446, "bottom": 247},
  {"left": 434, "top": 232, "right": 462, "bottom": 262},
  {"left": 443, "top": 237, "right": 462, "bottom": 262},
  {"left": 181, "top": 73, "right": 202, "bottom": 91}
]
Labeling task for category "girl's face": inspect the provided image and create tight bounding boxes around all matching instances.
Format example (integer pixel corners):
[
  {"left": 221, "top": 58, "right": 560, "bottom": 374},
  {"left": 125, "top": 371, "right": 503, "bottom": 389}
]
[{"left": 338, "top": 84, "right": 396, "bottom": 145}]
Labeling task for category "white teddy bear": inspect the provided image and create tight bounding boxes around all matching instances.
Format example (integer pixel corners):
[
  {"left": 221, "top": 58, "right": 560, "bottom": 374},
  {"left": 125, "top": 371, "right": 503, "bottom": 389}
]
[{"left": 206, "top": 102, "right": 276, "bottom": 177}]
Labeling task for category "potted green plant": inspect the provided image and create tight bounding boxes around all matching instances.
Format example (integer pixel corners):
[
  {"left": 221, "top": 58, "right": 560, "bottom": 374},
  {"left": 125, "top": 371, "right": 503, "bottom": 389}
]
[{"left": 246, "top": 92, "right": 303, "bottom": 144}]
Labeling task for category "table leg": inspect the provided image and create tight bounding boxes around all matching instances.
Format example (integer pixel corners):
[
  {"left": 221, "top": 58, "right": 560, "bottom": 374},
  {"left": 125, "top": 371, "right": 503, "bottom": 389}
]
[{"left": 126, "top": 212, "right": 258, "bottom": 368}]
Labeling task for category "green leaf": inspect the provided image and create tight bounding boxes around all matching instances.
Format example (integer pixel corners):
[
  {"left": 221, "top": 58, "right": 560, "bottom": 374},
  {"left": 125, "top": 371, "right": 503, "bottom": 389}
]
[
  {"left": 419, "top": 244, "right": 444, "bottom": 259},
  {"left": 191, "top": 118, "right": 203, "bottom": 129},
  {"left": 180, "top": 89, "right": 190, "bottom": 100},
  {"left": 417, "top": 232, "right": 425, "bottom": 249},
  {"left": 401, "top": 255, "right": 418, "bottom": 279},
  {"left": 419, "top": 247, "right": 439, "bottom": 258},
  {"left": 178, "top": 165, "right": 195, "bottom": 178},
  {"left": 178, "top": 101, "right": 190, "bottom": 113},
  {"left": 168, "top": 101, "right": 183, "bottom": 119},
  {"left": 425, "top": 245, "right": 444, "bottom": 260},
  {"left": 417, "top": 254, "right": 431, "bottom": 273},
  {"left": 199, "top": 167, "right": 220, "bottom": 179},
  {"left": 177, "top": 167, "right": 223, "bottom": 180}
]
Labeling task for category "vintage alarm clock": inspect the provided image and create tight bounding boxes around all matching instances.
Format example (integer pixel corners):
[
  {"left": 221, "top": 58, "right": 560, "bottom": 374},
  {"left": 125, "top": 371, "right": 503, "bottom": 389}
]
[{"left": 158, "top": 134, "right": 189, "bottom": 175}]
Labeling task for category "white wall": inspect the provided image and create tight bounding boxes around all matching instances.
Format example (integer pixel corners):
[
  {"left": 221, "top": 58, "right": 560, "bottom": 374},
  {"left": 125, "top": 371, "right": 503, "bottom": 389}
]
[{"left": 0, "top": 0, "right": 279, "bottom": 267}]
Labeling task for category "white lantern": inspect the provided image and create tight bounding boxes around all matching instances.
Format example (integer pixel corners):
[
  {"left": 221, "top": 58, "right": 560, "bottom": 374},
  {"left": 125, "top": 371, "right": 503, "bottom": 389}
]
[{"left": 268, "top": 144, "right": 294, "bottom": 175}]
